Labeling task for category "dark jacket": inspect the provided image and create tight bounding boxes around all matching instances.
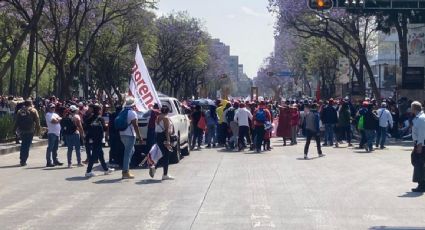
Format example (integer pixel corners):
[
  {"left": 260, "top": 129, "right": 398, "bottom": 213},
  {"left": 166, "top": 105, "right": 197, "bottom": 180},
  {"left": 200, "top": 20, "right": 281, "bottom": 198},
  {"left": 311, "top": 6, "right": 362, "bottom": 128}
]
[
  {"left": 321, "top": 105, "right": 338, "bottom": 124},
  {"left": 338, "top": 108, "right": 351, "bottom": 127},
  {"left": 364, "top": 109, "right": 378, "bottom": 130}
]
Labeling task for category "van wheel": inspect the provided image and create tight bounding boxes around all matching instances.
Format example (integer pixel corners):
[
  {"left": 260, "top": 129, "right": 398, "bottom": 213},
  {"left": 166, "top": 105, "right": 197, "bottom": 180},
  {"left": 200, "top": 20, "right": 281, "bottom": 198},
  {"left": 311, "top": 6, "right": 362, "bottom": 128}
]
[{"left": 170, "top": 137, "right": 181, "bottom": 164}]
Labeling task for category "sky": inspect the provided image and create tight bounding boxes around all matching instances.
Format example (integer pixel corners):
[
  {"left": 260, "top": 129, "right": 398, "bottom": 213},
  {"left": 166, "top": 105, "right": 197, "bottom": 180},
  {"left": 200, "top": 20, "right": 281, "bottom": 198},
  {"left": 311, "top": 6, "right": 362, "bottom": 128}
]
[{"left": 156, "top": 0, "right": 276, "bottom": 78}]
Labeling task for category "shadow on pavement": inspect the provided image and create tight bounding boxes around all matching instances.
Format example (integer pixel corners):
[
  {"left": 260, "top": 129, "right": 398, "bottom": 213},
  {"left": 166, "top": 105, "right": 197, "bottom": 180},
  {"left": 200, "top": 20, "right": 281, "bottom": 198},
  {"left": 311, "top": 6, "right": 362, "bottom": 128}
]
[
  {"left": 66, "top": 176, "right": 89, "bottom": 181},
  {"left": 369, "top": 226, "right": 425, "bottom": 230},
  {"left": 93, "top": 178, "right": 123, "bottom": 184},
  {"left": 398, "top": 192, "right": 424, "bottom": 198},
  {"left": 296, "top": 156, "right": 322, "bottom": 160},
  {"left": 0, "top": 164, "right": 23, "bottom": 169},
  {"left": 25, "top": 166, "right": 46, "bottom": 170},
  {"left": 43, "top": 167, "right": 69, "bottom": 171},
  {"left": 136, "top": 179, "right": 162, "bottom": 185}
]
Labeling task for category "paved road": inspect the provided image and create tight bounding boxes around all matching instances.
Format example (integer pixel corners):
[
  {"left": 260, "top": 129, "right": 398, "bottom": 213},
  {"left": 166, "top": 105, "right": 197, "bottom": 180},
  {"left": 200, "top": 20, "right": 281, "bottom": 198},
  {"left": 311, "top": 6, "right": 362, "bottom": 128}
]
[{"left": 0, "top": 139, "right": 424, "bottom": 230}]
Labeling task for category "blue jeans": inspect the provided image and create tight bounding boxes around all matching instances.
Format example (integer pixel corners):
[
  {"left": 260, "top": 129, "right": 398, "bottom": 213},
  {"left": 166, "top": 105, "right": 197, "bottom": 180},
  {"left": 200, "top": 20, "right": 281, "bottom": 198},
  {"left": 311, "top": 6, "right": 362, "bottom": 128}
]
[
  {"left": 324, "top": 124, "right": 335, "bottom": 145},
  {"left": 20, "top": 133, "right": 34, "bottom": 164},
  {"left": 120, "top": 135, "right": 135, "bottom": 171},
  {"left": 206, "top": 124, "right": 217, "bottom": 145},
  {"left": 376, "top": 126, "right": 388, "bottom": 148},
  {"left": 65, "top": 134, "right": 81, "bottom": 164},
  {"left": 46, "top": 134, "right": 59, "bottom": 164},
  {"left": 254, "top": 125, "right": 265, "bottom": 152},
  {"left": 365, "top": 129, "right": 376, "bottom": 150}
]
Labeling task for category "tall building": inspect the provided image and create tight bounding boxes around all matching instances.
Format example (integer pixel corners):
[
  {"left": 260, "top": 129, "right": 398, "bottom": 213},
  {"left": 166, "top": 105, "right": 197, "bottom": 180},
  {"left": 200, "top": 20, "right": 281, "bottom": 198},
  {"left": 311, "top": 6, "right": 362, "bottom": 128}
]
[{"left": 228, "top": 56, "right": 239, "bottom": 81}]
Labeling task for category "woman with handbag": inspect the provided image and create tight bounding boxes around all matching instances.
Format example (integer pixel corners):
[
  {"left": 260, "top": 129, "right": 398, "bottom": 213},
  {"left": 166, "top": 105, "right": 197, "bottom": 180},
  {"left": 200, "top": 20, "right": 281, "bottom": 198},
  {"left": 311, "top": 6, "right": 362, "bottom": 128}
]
[{"left": 150, "top": 105, "right": 174, "bottom": 180}]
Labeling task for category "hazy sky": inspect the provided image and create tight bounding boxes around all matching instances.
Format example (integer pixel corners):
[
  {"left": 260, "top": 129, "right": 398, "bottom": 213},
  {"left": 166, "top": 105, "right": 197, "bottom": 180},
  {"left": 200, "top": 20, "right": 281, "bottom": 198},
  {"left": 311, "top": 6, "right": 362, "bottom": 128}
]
[{"left": 156, "top": 0, "right": 276, "bottom": 78}]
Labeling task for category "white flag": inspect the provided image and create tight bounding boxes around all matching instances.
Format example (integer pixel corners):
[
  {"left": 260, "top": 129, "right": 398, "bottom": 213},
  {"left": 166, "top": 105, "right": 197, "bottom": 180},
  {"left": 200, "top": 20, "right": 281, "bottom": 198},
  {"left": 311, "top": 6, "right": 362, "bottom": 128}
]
[{"left": 129, "top": 44, "right": 161, "bottom": 113}]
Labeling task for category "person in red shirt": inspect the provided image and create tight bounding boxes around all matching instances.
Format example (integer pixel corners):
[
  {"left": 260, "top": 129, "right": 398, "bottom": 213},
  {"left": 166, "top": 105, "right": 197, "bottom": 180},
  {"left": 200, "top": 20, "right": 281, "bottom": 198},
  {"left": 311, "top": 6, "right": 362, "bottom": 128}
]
[
  {"left": 290, "top": 105, "right": 300, "bottom": 145},
  {"left": 253, "top": 101, "right": 272, "bottom": 153}
]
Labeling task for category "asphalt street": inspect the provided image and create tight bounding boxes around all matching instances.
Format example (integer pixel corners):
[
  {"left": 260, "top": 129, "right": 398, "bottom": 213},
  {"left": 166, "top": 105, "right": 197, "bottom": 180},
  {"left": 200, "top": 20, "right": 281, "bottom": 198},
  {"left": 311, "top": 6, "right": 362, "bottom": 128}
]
[{"left": 0, "top": 139, "right": 424, "bottom": 230}]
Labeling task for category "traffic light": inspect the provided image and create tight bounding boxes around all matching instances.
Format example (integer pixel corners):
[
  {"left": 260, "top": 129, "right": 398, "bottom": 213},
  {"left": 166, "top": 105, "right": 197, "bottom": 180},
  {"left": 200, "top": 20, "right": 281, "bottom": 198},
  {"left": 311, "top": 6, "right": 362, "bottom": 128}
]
[{"left": 308, "top": 0, "right": 334, "bottom": 10}]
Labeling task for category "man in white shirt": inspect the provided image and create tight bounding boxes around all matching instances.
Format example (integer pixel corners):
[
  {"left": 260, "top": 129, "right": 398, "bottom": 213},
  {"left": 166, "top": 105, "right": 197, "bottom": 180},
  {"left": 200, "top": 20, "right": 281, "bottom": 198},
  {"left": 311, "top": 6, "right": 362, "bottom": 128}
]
[
  {"left": 235, "top": 103, "right": 253, "bottom": 151},
  {"left": 45, "top": 104, "right": 63, "bottom": 167},
  {"left": 376, "top": 102, "right": 393, "bottom": 149},
  {"left": 119, "top": 97, "right": 142, "bottom": 179},
  {"left": 411, "top": 101, "right": 425, "bottom": 192}
]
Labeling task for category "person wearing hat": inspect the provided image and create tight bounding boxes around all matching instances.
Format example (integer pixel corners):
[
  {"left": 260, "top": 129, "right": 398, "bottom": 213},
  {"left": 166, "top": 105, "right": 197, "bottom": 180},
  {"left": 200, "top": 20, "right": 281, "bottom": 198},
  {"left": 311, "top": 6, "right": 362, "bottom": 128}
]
[
  {"left": 363, "top": 104, "right": 379, "bottom": 152},
  {"left": 376, "top": 102, "right": 393, "bottom": 149},
  {"left": 45, "top": 104, "right": 64, "bottom": 167},
  {"left": 64, "top": 105, "right": 85, "bottom": 167},
  {"left": 119, "top": 96, "right": 142, "bottom": 179},
  {"left": 14, "top": 100, "right": 41, "bottom": 166}
]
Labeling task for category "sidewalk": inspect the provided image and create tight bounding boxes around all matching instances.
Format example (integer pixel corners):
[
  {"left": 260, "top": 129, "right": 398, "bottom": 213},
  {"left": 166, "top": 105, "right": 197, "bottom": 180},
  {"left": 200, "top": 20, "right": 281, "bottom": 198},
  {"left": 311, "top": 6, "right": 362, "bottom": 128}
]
[{"left": 0, "top": 137, "right": 48, "bottom": 155}]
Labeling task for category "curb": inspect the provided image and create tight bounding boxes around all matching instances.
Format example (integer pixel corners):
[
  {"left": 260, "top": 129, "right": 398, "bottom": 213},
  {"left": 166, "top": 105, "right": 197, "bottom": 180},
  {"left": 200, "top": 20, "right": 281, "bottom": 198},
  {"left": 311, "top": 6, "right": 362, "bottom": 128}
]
[{"left": 0, "top": 140, "right": 48, "bottom": 156}]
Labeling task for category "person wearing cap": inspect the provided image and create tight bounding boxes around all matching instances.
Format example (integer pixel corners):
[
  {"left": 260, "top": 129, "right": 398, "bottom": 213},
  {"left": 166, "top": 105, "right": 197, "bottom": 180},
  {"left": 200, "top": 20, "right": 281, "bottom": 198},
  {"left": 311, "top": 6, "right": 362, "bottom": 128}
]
[
  {"left": 376, "top": 102, "right": 393, "bottom": 149},
  {"left": 120, "top": 96, "right": 142, "bottom": 179},
  {"left": 14, "top": 100, "right": 41, "bottom": 166},
  {"left": 64, "top": 105, "right": 85, "bottom": 167},
  {"left": 225, "top": 102, "right": 239, "bottom": 150},
  {"left": 356, "top": 101, "right": 369, "bottom": 149},
  {"left": 303, "top": 103, "right": 324, "bottom": 159},
  {"left": 45, "top": 104, "right": 64, "bottom": 167}
]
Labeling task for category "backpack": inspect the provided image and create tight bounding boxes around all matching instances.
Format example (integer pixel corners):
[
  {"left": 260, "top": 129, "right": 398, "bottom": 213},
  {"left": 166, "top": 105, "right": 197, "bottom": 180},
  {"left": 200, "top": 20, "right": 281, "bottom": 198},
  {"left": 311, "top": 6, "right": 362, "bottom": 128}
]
[
  {"left": 61, "top": 115, "right": 77, "bottom": 135},
  {"left": 114, "top": 108, "right": 130, "bottom": 131},
  {"left": 255, "top": 109, "right": 267, "bottom": 122},
  {"left": 226, "top": 108, "right": 235, "bottom": 122},
  {"left": 16, "top": 108, "right": 34, "bottom": 131},
  {"left": 357, "top": 115, "right": 364, "bottom": 130}
]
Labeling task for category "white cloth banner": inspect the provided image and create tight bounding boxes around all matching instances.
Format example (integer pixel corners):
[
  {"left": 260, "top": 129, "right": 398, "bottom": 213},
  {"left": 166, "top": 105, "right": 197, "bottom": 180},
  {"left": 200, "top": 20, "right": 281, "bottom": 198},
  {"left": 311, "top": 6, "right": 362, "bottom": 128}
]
[
  {"left": 147, "top": 144, "right": 163, "bottom": 166},
  {"left": 129, "top": 44, "right": 161, "bottom": 113}
]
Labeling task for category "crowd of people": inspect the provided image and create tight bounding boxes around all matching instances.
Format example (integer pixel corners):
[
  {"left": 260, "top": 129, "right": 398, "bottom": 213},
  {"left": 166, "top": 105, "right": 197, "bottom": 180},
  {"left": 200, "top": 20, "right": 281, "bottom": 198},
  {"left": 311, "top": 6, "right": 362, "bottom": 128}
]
[
  {"left": 3, "top": 94, "right": 423, "bottom": 190},
  {"left": 193, "top": 97, "right": 414, "bottom": 158}
]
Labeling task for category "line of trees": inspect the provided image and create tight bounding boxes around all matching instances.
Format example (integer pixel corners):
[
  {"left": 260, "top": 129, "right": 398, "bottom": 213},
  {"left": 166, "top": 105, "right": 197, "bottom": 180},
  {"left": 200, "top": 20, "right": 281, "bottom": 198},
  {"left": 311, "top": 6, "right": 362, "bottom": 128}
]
[
  {"left": 267, "top": 0, "right": 419, "bottom": 99},
  {"left": 0, "top": 0, "right": 224, "bottom": 101}
]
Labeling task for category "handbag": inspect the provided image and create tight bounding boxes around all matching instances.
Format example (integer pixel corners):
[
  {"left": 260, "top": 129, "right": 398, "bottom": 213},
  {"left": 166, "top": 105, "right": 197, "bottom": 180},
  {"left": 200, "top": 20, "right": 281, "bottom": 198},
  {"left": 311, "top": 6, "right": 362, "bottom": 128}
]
[{"left": 198, "top": 115, "right": 207, "bottom": 130}]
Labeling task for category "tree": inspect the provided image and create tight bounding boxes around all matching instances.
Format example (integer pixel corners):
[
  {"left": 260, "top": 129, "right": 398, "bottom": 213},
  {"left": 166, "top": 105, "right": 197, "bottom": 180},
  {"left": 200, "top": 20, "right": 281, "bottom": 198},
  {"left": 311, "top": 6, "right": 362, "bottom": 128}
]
[
  {"left": 150, "top": 12, "right": 210, "bottom": 98},
  {"left": 269, "top": 0, "right": 381, "bottom": 98},
  {"left": 38, "top": 0, "right": 155, "bottom": 99}
]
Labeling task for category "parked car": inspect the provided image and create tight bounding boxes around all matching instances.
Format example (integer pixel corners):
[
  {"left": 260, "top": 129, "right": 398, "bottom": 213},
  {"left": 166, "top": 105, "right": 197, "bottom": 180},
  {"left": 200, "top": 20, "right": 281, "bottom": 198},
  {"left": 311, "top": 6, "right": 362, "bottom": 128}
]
[{"left": 137, "top": 96, "right": 191, "bottom": 163}]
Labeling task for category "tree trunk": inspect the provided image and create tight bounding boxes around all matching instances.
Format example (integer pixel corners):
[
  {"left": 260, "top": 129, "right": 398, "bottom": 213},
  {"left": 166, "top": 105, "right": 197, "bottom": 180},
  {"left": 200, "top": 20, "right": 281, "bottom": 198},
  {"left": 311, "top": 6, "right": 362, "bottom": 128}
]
[
  {"left": 8, "top": 60, "right": 15, "bottom": 96},
  {"left": 23, "top": 27, "right": 37, "bottom": 98}
]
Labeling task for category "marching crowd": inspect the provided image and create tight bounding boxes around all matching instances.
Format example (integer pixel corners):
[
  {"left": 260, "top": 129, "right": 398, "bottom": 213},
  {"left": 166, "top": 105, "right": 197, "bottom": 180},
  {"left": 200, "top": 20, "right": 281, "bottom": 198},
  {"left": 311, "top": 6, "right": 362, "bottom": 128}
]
[{"left": 4, "top": 94, "right": 425, "bottom": 191}]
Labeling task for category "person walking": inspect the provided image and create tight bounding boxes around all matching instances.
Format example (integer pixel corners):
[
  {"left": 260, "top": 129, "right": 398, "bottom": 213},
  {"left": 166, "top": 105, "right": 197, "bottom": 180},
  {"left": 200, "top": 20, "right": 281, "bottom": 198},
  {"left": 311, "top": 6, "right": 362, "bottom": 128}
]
[
  {"left": 276, "top": 105, "right": 291, "bottom": 146},
  {"left": 45, "top": 103, "right": 64, "bottom": 167},
  {"left": 303, "top": 104, "right": 324, "bottom": 160},
  {"left": 82, "top": 104, "right": 95, "bottom": 164},
  {"left": 63, "top": 105, "right": 85, "bottom": 168},
  {"left": 147, "top": 104, "right": 160, "bottom": 151},
  {"left": 410, "top": 101, "right": 425, "bottom": 192},
  {"left": 150, "top": 105, "right": 174, "bottom": 180},
  {"left": 321, "top": 99, "right": 338, "bottom": 147},
  {"left": 14, "top": 100, "right": 41, "bottom": 166},
  {"left": 376, "top": 102, "right": 393, "bottom": 149},
  {"left": 85, "top": 104, "right": 114, "bottom": 177},
  {"left": 337, "top": 102, "right": 352, "bottom": 147},
  {"left": 205, "top": 105, "right": 218, "bottom": 148},
  {"left": 253, "top": 101, "right": 271, "bottom": 153},
  {"left": 119, "top": 97, "right": 142, "bottom": 179},
  {"left": 363, "top": 104, "right": 379, "bottom": 152},
  {"left": 235, "top": 102, "right": 252, "bottom": 151}
]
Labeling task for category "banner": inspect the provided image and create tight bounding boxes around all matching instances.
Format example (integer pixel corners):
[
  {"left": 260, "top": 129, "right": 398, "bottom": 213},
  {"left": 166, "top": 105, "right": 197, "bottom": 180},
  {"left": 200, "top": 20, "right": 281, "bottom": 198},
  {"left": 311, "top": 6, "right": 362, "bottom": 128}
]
[{"left": 129, "top": 44, "right": 161, "bottom": 113}]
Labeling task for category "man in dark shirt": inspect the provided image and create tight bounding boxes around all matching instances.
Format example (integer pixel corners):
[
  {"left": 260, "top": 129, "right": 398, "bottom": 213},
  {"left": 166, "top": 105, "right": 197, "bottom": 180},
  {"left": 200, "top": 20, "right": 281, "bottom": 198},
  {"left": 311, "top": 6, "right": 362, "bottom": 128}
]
[
  {"left": 321, "top": 99, "right": 338, "bottom": 147},
  {"left": 191, "top": 105, "right": 203, "bottom": 150}
]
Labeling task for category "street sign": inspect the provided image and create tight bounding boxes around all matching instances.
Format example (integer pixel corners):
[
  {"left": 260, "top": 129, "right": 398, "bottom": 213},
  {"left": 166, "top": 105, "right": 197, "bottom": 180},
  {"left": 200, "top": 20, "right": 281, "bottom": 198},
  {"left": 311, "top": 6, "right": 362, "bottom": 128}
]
[
  {"left": 402, "top": 67, "right": 424, "bottom": 89},
  {"left": 275, "top": 71, "right": 294, "bottom": 77}
]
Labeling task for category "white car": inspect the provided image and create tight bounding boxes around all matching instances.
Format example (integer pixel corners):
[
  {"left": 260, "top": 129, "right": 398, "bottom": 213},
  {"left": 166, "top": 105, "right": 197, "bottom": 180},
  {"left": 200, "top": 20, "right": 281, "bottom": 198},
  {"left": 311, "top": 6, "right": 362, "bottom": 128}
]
[{"left": 137, "top": 96, "right": 191, "bottom": 163}]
